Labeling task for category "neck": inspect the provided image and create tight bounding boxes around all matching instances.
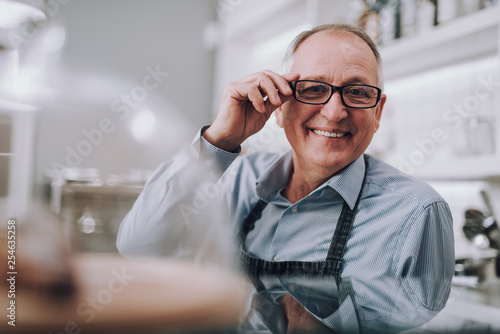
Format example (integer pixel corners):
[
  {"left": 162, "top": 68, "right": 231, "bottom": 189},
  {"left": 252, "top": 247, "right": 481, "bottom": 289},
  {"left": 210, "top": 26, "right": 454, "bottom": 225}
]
[
  {"left": 282, "top": 152, "right": 360, "bottom": 203},
  {"left": 281, "top": 161, "right": 337, "bottom": 204},
  {"left": 281, "top": 175, "right": 316, "bottom": 204}
]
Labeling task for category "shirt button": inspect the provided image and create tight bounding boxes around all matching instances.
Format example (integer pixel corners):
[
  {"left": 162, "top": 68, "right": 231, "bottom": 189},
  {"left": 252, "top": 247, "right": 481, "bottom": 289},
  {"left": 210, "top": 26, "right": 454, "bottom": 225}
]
[
  {"left": 288, "top": 284, "right": 295, "bottom": 292},
  {"left": 291, "top": 206, "right": 298, "bottom": 213},
  {"left": 273, "top": 255, "right": 280, "bottom": 261}
]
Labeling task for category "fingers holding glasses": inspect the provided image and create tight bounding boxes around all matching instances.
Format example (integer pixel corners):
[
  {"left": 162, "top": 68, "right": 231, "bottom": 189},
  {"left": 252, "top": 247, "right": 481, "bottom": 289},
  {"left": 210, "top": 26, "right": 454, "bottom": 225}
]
[
  {"left": 236, "top": 71, "right": 298, "bottom": 114},
  {"left": 205, "top": 71, "right": 299, "bottom": 151},
  {"left": 260, "top": 71, "right": 300, "bottom": 112}
]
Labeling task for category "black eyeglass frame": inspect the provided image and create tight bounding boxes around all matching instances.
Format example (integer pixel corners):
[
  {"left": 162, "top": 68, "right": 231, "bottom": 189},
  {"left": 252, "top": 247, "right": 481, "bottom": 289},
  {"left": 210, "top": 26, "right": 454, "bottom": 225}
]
[{"left": 290, "top": 80, "right": 382, "bottom": 109}]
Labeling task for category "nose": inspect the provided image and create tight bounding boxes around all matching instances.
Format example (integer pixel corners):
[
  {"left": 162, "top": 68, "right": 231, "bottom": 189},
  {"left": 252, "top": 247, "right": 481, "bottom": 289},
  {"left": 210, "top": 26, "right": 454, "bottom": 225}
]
[{"left": 320, "top": 91, "right": 348, "bottom": 122}]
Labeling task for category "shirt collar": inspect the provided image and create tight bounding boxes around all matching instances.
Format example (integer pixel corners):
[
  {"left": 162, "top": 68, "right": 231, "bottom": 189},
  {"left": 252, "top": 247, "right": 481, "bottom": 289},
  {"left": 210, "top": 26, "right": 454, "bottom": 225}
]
[
  {"left": 324, "top": 155, "right": 366, "bottom": 210},
  {"left": 256, "top": 151, "right": 293, "bottom": 201},
  {"left": 255, "top": 152, "right": 366, "bottom": 209}
]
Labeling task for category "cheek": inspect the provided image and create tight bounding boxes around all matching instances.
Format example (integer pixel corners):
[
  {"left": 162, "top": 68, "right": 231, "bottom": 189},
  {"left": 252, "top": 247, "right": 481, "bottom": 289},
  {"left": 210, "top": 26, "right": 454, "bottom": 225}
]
[
  {"left": 280, "top": 101, "right": 300, "bottom": 126},
  {"left": 363, "top": 111, "right": 380, "bottom": 131},
  {"left": 284, "top": 101, "right": 320, "bottom": 124},
  {"left": 351, "top": 114, "right": 378, "bottom": 142}
]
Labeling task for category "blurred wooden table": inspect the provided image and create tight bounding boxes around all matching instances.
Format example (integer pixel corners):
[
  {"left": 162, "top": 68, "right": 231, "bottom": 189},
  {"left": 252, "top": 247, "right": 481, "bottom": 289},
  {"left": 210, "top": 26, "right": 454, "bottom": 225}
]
[{"left": 0, "top": 254, "right": 250, "bottom": 333}]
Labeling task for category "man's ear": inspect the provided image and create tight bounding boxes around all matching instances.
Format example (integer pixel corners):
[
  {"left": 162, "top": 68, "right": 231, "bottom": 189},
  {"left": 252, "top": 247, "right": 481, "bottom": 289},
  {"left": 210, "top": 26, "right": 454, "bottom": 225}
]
[
  {"left": 374, "top": 94, "right": 386, "bottom": 131},
  {"left": 275, "top": 105, "right": 284, "bottom": 128}
]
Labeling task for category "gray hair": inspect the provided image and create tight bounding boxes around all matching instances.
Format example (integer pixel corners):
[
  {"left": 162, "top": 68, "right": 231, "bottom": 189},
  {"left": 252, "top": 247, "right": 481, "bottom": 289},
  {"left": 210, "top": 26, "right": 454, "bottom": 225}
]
[{"left": 282, "top": 24, "right": 384, "bottom": 90}]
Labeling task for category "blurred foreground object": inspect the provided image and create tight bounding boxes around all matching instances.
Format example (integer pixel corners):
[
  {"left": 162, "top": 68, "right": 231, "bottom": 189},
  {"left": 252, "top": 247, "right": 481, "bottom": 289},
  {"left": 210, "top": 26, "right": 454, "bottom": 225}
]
[
  {"left": 0, "top": 207, "right": 250, "bottom": 333},
  {"left": 0, "top": 207, "right": 76, "bottom": 298},
  {"left": 0, "top": 253, "right": 250, "bottom": 333},
  {"left": 3, "top": 255, "right": 251, "bottom": 333},
  {"left": 0, "top": 0, "right": 45, "bottom": 29}
]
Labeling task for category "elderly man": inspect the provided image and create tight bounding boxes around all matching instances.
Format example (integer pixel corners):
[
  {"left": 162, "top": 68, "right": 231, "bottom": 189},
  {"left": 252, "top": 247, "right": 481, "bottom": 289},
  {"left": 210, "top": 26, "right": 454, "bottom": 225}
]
[{"left": 117, "top": 24, "right": 454, "bottom": 333}]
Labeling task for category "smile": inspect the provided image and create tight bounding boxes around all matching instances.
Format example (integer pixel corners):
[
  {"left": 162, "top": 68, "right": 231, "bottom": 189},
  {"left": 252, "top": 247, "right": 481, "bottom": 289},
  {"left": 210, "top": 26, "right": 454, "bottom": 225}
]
[{"left": 312, "top": 129, "right": 345, "bottom": 138}]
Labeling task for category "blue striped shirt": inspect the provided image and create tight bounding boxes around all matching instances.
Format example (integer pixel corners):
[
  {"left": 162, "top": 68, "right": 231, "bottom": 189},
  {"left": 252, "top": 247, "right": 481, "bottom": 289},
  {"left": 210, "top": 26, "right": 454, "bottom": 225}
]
[{"left": 117, "top": 128, "right": 455, "bottom": 333}]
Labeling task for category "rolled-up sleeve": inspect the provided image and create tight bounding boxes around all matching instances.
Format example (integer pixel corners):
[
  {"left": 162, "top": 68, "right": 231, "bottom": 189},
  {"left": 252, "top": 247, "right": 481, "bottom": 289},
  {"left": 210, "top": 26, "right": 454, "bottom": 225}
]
[
  {"left": 398, "top": 201, "right": 455, "bottom": 311},
  {"left": 116, "top": 127, "right": 240, "bottom": 257},
  {"left": 361, "top": 200, "right": 455, "bottom": 333}
]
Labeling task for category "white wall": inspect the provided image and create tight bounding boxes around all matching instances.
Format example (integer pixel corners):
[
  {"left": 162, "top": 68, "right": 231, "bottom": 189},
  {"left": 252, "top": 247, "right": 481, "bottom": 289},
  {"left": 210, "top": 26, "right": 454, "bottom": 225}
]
[{"left": 32, "top": 0, "right": 216, "bottom": 195}]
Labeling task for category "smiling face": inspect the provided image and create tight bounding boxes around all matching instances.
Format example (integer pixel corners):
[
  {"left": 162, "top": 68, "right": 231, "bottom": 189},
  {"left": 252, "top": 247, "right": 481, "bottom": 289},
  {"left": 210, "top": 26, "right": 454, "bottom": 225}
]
[{"left": 276, "top": 31, "right": 386, "bottom": 178}]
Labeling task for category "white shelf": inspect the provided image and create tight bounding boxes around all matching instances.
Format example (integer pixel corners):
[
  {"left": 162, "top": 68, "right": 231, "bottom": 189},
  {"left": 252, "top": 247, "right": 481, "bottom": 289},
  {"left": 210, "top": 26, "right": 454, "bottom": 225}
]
[
  {"left": 380, "top": 6, "right": 500, "bottom": 81},
  {"left": 379, "top": 5, "right": 500, "bottom": 181},
  {"left": 413, "top": 155, "right": 500, "bottom": 181}
]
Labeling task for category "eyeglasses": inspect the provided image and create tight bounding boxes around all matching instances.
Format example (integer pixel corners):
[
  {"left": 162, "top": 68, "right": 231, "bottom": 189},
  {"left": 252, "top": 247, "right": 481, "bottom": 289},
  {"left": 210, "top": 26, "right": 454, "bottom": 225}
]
[{"left": 290, "top": 80, "right": 382, "bottom": 109}]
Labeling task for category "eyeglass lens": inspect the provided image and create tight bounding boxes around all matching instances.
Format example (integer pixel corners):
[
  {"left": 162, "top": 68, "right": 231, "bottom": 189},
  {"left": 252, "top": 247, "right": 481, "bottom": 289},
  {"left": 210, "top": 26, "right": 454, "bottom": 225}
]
[{"left": 294, "top": 81, "right": 380, "bottom": 108}]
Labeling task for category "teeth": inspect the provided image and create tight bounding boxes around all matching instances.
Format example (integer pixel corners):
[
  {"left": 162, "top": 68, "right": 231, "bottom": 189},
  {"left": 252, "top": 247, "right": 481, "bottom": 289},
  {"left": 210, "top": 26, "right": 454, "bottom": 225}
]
[{"left": 313, "top": 129, "right": 345, "bottom": 138}]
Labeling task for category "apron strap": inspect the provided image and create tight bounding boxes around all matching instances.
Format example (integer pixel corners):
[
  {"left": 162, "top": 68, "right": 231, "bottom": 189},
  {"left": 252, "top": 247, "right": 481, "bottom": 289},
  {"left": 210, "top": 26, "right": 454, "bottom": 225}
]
[
  {"left": 238, "top": 199, "right": 268, "bottom": 244},
  {"left": 326, "top": 201, "right": 359, "bottom": 283},
  {"left": 240, "top": 156, "right": 369, "bottom": 286},
  {"left": 238, "top": 156, "right": 369, "bottom": 333},
  {"left": 326, "top": 155, "right": 368, "bottom": 285}
]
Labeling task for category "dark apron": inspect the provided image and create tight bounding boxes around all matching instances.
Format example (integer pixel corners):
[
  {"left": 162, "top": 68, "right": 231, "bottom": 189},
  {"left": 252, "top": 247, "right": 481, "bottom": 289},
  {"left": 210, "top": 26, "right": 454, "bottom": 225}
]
[{"left": 238, "top": 156, "right": 368, "bottom": 333}]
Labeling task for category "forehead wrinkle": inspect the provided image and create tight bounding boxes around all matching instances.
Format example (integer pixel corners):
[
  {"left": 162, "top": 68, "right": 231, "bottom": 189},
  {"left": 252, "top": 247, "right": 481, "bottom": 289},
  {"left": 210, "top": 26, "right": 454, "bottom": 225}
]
[
  {"left": 341, "top": 65, "right": 376, "bottom": 85},
  {"left": 298, "top": 62, "right": 376, "bottom": 86},
  {"left": 291, "top": 31, "right": 380, "bottom": 87}
]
